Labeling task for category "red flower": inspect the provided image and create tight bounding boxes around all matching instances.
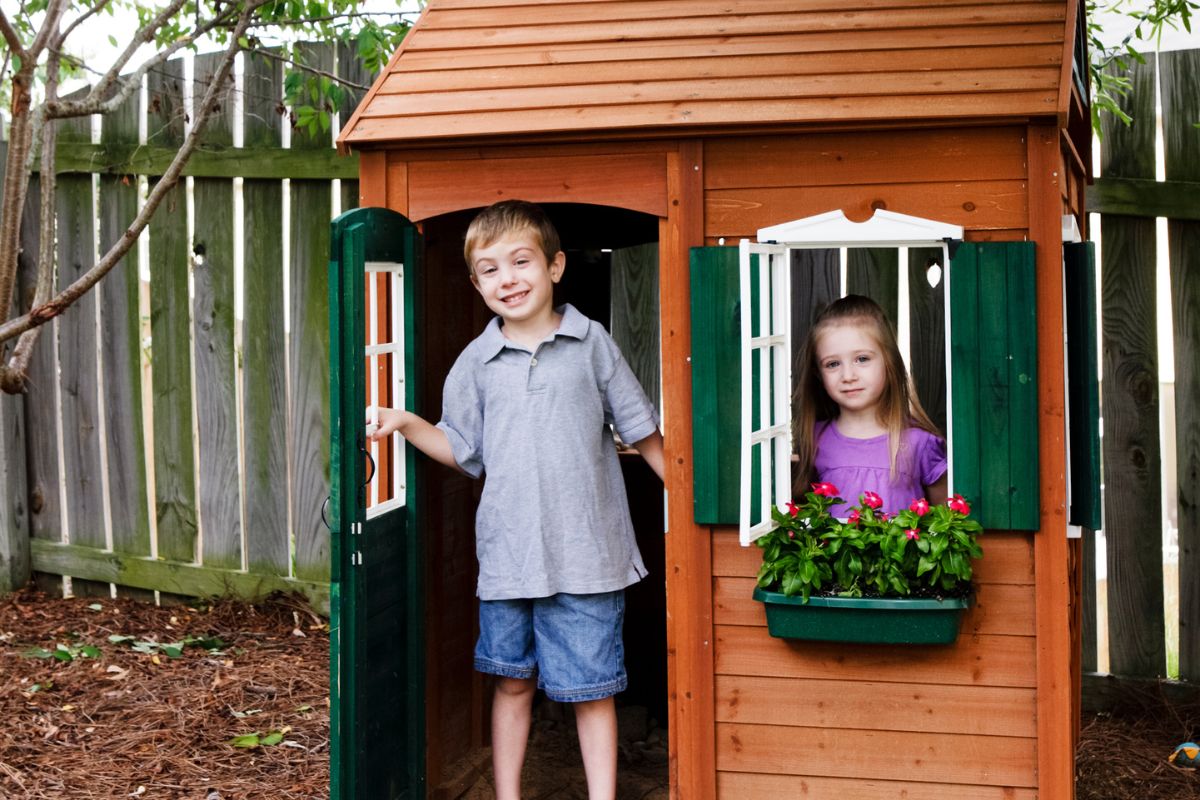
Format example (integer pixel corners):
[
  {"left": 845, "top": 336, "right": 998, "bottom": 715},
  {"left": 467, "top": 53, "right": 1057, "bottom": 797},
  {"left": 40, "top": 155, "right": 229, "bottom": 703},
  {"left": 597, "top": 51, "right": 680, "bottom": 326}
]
[
  {"left": 811, "top": 482, "right": 839, "bottom": 498},
  {"left": 862, "top": 491, "right": 883, "bottom": 509},
  {"left": 847, "top": 509, "right": 861, "bottom": 525},
  {"left": 909, "top": 498, "right": 930, "bottom": 515},
  {"left": 785, "top": 502, "right": 800, "bottom": 517},
  {"left": 787, "top": 530, "right": 795, "bottom": 539},
  {"left": 905, "top": 529, "right": 920, "bottom": 541},
  {"left": 948, "top": 494, "right": 971, "bottom": 515},
  {"left": 877, "top": 511, "right": 889, "bottom": 522}
]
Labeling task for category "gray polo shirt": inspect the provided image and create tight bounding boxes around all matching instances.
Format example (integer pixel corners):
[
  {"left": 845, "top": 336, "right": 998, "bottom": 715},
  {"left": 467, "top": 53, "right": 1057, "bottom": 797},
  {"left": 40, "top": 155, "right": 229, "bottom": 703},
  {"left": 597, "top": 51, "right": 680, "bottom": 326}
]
[{"left": 437, "top": 304, "right": 659, "bottom": 601}]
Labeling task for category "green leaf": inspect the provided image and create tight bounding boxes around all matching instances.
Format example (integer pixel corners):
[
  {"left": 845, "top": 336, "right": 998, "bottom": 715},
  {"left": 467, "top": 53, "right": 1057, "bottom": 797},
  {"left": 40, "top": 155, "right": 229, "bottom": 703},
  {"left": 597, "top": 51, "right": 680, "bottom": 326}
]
[
  {"left": 260, "top": 731, "right": 284, "bottom": 746},
  {"left": 23, "top": 647, "right": 54, "bottom": 659},
  {"left": 229, "top": 733, "right": 261, "bottom": 748},
  {"left": 161, "top": 644, "right": 184, "bottom": 659},
  {"left": 80, "top": 645, "right": 101, "bottom": 659}
]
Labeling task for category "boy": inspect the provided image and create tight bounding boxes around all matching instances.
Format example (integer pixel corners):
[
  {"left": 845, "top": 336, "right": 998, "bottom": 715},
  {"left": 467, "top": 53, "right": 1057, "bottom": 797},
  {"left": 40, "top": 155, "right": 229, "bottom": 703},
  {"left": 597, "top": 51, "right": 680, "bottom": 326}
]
[{"left": 369, "top": 200, "right": 664, "bottom": 800}]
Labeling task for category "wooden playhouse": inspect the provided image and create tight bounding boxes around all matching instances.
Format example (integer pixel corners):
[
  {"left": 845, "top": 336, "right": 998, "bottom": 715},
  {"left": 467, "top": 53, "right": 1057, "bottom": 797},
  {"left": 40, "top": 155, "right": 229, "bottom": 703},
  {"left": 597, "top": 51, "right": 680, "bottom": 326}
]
[{"left": 328, "top": 0, "right": 1100, "bottom": 797}]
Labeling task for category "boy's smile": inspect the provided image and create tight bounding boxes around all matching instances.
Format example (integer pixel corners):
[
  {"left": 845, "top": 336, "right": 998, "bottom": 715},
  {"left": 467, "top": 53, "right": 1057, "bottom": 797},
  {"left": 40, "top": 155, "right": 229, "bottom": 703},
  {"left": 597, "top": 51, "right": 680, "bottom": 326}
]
[{"left": 471, "top": 234, "right": 566, "bottom": 343}]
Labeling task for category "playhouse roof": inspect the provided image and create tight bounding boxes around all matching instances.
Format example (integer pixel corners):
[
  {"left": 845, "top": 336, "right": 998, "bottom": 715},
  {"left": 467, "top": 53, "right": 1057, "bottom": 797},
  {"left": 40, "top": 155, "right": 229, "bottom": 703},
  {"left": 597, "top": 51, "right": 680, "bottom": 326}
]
[{"left": 338, "top": 0, "right": 1080, "bottom": 150}]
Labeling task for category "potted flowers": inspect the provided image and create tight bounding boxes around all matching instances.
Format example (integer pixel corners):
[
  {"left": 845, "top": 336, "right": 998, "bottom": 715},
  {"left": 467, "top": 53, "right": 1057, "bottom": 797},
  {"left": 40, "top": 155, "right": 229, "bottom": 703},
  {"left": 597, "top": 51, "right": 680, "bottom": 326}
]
[{"left": 752, "top": 483, "right": 984, "bottom": 644}]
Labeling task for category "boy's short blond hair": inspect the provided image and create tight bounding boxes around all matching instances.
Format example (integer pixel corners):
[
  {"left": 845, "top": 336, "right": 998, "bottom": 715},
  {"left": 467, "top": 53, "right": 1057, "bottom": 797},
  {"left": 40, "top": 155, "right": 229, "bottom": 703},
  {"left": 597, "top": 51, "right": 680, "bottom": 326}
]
[{"left": 463, "top": 200, "right": 561, "bottom": 273}]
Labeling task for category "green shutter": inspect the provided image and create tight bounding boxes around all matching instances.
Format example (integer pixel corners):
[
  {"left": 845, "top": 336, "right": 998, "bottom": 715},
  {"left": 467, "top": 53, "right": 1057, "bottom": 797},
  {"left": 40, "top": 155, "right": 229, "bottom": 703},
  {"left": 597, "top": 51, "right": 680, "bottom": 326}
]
[
  {"left": 1064, "top": 241, "right": 1103, "bottom": 530},
  {"left": 949, "top": 241, "right": 1040, "bottom": 531},
  {"left": 691, "top": 246, "right": 741, "bottom": 524}
]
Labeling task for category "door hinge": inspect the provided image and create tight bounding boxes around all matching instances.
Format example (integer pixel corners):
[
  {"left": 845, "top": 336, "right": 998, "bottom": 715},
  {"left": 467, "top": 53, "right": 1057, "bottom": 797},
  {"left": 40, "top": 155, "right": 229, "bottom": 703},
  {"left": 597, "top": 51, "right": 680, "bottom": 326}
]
[{"left": 351, "top": 550, "right": 364, "bottom": 566}]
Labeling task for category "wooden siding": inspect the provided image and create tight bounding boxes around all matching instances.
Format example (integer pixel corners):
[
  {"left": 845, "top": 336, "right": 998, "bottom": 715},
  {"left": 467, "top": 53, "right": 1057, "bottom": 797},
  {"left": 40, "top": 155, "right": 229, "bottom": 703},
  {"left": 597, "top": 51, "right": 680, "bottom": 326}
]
[
  {"left": 703, "top": 127, "right": 1029, "bottom": 240},
  {"left": 340, "top": 0, "right": 1069, "bottom": 148},
  {"left": 713, "top": 530, "right": 1039, "bottom": 795}
]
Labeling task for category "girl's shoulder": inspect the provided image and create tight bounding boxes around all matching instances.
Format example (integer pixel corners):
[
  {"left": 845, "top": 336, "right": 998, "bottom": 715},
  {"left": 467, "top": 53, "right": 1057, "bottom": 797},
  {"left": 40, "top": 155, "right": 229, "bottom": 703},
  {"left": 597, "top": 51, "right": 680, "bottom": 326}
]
[{"left": 903, "top": 425, "right": 946, "bottom": 451}]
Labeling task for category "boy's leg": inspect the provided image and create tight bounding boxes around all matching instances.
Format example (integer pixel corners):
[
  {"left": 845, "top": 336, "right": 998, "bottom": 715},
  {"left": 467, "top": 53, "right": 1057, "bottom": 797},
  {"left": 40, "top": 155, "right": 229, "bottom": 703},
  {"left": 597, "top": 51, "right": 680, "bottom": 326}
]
[
  {"left": 491, "top": 676, "right": 536, "bottom": 800},
  {"left": 574, "top": 695, "right": 618, "bottom": 800}
]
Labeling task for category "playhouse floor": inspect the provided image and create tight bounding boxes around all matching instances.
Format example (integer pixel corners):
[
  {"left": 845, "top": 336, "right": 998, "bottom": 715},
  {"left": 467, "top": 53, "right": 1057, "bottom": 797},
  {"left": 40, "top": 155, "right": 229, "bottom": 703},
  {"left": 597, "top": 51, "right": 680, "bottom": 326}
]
[{"left": 2, "top": 588, "right": 1196, "bottom": 799}]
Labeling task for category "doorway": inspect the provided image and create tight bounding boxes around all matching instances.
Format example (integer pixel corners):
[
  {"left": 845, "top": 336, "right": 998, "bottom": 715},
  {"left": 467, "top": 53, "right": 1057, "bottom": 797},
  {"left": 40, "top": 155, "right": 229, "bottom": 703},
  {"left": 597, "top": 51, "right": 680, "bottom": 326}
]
[{"left": 417, "top": 203, "right": 669, "bottom": 796}]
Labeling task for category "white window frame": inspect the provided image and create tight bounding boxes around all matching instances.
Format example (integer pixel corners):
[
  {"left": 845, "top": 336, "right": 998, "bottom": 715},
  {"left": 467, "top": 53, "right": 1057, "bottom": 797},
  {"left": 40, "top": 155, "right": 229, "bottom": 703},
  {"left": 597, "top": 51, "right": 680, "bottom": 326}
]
[
  {"left": 364, "top": 260, "right": 407, "bottom": 519},
  {"left": 739, "top": 210, "right": 963, "bottom": 545}
]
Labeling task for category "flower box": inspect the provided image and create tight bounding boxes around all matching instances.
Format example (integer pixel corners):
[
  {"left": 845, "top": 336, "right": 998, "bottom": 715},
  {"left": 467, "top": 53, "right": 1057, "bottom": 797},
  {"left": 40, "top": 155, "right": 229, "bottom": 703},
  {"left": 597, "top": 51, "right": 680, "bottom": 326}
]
[{"left": 753, "top": 586, "right": 972, "bottom": 645}]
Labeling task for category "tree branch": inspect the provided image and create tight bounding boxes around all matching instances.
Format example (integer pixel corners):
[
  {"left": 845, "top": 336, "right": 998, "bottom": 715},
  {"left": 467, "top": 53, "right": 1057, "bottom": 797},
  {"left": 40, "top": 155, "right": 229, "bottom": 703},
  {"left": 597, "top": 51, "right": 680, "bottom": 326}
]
[
  {"left": 248, "top": 47, "right": 371, "bottom": 92},
  {"left": 24, "top": 0, "right": 69, "bottom": 63},
  {"left": 0, "top": 0, "right": 270, "bottom": 365},
  {"left": 0, "top": 9, "right": 25, "bottom": 57},
  {"left": 60, "top": 0, "right": 113, "bottom": 43}
]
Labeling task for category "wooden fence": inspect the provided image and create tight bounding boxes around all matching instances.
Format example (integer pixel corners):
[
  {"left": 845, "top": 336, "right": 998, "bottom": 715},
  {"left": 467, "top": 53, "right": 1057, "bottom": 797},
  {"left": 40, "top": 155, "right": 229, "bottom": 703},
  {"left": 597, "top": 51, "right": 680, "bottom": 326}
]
[
  {"left": 0, "top": 43, "right": 375, "bottom": 609},
  {"left": 1087, "top": 48, "right": 1198, "bottom": 687}
]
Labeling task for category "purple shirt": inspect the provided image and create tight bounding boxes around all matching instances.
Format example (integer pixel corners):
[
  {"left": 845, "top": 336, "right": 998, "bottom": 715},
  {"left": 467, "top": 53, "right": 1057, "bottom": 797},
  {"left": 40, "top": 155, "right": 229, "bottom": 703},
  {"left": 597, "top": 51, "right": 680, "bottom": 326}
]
[{"left": 813, "top": 421, "right": 947, "bottom": 517}]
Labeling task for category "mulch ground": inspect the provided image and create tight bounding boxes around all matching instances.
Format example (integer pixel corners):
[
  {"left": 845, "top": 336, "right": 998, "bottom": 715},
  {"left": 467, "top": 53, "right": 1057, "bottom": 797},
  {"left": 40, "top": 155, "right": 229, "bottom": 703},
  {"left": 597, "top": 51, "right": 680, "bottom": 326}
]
[
  {"left": 3, "top": 588, "right": 1198, "bottom": 799},
  {"left": 0, "top": 589, "right": 330, "bottom": 800}
]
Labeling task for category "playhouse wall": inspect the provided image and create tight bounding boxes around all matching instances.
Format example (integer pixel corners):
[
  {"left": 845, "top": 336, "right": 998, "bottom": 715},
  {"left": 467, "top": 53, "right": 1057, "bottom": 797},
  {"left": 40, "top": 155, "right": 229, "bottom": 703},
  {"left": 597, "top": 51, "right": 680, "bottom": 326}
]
[
  {"left": 360, "top": 121, "right": 1077, "bottom": 797},
  {"left": 698, "top": 124, "right": 1056, "bottom": 798}
]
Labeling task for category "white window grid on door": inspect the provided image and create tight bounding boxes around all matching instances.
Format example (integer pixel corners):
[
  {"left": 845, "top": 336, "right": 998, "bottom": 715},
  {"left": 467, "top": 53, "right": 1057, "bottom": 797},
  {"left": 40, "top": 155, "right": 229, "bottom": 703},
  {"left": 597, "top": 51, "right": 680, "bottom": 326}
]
[
  {"left": 365, "top": 260, "right": 406, "bottom": 519},
  {"left": 738, "top": 240, "right": 793, "bottom": 544},
  {"left": 738, "top": 210, "right": 963, "bottom": 546}
]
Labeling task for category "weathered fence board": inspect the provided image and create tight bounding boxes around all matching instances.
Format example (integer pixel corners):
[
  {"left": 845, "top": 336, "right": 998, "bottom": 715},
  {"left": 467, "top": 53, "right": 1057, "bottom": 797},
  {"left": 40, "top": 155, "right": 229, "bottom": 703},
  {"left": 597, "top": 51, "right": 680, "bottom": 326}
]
[
  {"left": 0, "top": 133, "right": 32, "bottom": 594},
  {"left": 19, "top": 176, "right": 64, "bottom": 595},
  {"left": 1162, "top": 49, "right": 1200, "bottom": 682},
  {"left": 846, "top": 247, "right": 898, "bottom": 323},
  {"left": 98, "top": 81, "right": 152, "bottom": 598},
  {"left": 289, "top": 44, "right": 335, "bottom": 583},
  {"left": 241, "top": 49, "right": 291, "bottom": 576},
  {"left": 55, "top": 99, "right": 108, "bottom": 598},
  {"left": 148, "top": 60, "right": 199, "bottom": 565},
  {"left": 1100, "top": 58, "right": 1166, "bottom": 678},
  {"left": 908, "top": 247, "right": 947, "bottom": 433},
  {"left": 192, "top": 53, "right": 243, "bottom": 571},
  {"left": 611, "top": 243, "right": 661, "bottom": 406}
]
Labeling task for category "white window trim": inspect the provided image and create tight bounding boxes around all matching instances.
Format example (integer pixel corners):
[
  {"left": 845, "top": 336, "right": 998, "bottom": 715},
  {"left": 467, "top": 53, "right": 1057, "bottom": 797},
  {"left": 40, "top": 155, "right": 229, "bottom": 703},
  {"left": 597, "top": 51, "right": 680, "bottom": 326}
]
[
  {"left": 739, "top": 210, "right": 963, "bottom": 545},
  {"left": 365, "top": 260, "right": 407, "bottom": 519}
]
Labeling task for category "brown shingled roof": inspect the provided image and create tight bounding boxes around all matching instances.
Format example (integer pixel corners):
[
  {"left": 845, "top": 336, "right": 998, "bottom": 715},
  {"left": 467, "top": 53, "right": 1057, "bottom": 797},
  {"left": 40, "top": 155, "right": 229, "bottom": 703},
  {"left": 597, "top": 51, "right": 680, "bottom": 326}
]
[{"left": 338, "top": 0, "right": 1076, "bottom": 149}]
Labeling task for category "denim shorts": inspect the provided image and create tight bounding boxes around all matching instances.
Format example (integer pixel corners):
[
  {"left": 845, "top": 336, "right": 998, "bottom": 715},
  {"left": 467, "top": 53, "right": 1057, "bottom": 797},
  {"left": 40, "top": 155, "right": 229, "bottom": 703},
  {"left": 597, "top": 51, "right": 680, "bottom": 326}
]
[{"left": 474, "top": 590, "right": 627, "bottom": 703}]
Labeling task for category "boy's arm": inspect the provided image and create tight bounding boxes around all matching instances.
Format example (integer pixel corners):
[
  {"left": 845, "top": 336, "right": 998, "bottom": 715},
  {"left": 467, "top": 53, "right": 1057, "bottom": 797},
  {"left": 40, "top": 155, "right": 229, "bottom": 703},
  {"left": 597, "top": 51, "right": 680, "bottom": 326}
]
[
  {"left": 370, "top": 408, "right": 467, "bottom": 475},
  {"left": 632, "top": 430, "right": 665, "bottom": 482}
]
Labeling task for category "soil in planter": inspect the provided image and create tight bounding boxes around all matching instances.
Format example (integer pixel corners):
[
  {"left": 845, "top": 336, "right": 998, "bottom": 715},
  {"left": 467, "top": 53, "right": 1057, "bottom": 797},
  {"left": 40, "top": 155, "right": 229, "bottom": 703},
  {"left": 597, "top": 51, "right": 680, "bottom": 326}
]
[{"left": 765, "top": 581, "right": 975, "bottom": 601}]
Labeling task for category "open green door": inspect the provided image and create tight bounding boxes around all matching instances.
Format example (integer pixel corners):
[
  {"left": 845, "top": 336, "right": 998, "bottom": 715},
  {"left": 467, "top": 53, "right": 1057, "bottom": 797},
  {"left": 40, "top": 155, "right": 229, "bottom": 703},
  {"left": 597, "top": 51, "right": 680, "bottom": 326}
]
[{"left": 329, "top": 207, "right": 425, "bottom": 799}]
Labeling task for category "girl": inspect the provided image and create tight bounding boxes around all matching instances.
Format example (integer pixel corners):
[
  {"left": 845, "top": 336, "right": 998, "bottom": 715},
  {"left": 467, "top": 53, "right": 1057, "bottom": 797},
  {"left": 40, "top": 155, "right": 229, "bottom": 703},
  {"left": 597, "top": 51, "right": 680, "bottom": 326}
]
[{"left": 793, "top": 294, "right": 948, "bottom": 517}]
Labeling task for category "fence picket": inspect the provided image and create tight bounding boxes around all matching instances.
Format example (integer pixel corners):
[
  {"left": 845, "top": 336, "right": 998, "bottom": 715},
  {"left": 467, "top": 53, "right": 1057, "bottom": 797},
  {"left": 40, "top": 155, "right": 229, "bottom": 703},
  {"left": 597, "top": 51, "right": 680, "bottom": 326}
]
[
  {"left": 98, "top": 75, "right": 152, "bottom": 598},
  {"left": 55, "top": 93, "right": 108, "bottom": 597},
  {"left": 0, "top": 132, "right": 32, "bottom": 594},
  {"left": 1100, "top": 59, "right": 1166, "bottom": 678},
  {"left": 289, "top": 42, "right": 336, "bottom": 582},
  {"left": 847, "top": 247, "right": 898, "bottom": 322},
  {"left": 241, "top": 49, "right": 291, "bottom": 576},
  {"left": 148, "top": 60, "right": 199, "bottom": 565},
  {"left": 1161, "top": 49, "right": 1200, "bottom": 682},
  {"left": 908, "top": 247, "right": 947, "bottom": 434},
  {"left": 192, "top": 53, "right": 243, "bottom": 571},
  {"left": 18, "top": 177, "right": 63, "bottom": 593}
]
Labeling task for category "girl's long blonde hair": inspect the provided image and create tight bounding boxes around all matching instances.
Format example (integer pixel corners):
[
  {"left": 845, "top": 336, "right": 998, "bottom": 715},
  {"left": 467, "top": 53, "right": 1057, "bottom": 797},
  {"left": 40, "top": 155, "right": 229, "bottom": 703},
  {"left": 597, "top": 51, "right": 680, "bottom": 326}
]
[{"left": 792, "top": 294, "right": 940, "bottom": 496}]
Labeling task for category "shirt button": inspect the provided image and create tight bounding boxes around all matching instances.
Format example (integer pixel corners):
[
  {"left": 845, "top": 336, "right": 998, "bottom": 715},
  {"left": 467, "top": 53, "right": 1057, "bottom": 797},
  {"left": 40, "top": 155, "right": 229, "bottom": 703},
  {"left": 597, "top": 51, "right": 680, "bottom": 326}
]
[{"left": 530, "top": 357, "right": 538, "bottom": 367}]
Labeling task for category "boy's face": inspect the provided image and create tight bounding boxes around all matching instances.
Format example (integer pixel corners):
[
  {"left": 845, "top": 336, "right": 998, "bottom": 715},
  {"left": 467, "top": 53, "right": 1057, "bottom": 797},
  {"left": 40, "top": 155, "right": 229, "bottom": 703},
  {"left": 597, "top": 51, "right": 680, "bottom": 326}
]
[{"left": 469, "top": 233, "right": 565, "bottom": 327}]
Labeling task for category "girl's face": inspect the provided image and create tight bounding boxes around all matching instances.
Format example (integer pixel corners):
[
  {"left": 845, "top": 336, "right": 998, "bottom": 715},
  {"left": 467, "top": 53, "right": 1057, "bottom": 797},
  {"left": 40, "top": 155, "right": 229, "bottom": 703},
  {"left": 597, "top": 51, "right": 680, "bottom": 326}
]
[{"left": 815, "top": 323, "right": 886, "bottom": 415}]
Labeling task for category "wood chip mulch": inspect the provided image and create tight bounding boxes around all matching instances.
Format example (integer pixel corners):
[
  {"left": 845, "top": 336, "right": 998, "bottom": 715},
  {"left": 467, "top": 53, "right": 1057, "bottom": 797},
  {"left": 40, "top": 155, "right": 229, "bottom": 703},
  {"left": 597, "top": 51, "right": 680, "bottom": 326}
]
[
  {"left": 4, "top": 587, "right": 1200, "bottom": 799},
  {"left": 0, "top": 589, "right": 330, "bottom": 800},
  {"left": 1077, "top": 690, "right": 1200, "bottom": 799}
]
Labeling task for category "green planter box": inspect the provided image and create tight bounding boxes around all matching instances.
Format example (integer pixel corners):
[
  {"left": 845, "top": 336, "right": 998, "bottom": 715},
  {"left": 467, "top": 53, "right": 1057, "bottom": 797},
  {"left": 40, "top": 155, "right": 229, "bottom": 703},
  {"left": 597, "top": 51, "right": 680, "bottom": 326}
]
[{"left": 752, "top": 587, "right": 973, "bottom": 645}]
